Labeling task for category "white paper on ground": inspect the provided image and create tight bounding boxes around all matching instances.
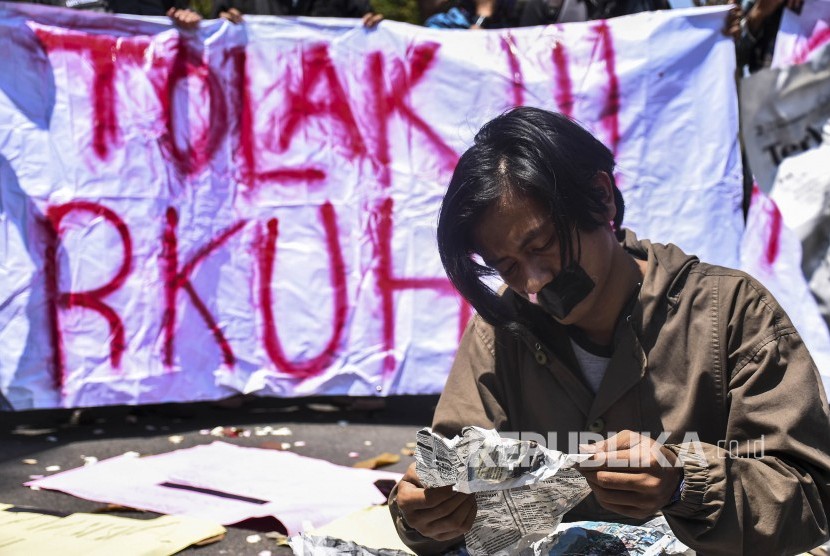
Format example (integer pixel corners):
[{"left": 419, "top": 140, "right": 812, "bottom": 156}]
[{"left": 25, "top": 441, "right": 401, "bottom": 534}]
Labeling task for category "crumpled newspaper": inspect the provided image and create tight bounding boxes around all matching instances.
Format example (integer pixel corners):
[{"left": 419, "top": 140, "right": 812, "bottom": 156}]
[
  {"left": 415, "top": 426, "right": 590, "bottom": 494},
  {"left": 414, "top": 427, "right": 693, "bottom": 556},
  {"left": 415, "top": 427, "right": 592, "bottom": 555}
]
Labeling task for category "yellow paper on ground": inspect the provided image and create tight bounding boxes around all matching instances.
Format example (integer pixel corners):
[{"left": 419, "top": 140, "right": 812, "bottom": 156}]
[
  {"left": 0, "top": 506, "right": 225, "bottom": 555},
  {"left": 312, "top": 505, "right": 415, "bottom": 554},
  {"left": 0, "top": 506, "right": 64, "bottom": 550}
]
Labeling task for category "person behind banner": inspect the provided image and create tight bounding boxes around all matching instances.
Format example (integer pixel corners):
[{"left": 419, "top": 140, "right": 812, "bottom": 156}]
[
  {"left": 387, "top": 107, "right": 830, "bottom": 555},
  {"left": 5, "top": 0, "right": 203, "bottom": 27},
  {"left": 214, "top": 0, "right": 383, "bottom": 27},
  {"left": 736, "top": 0, "right": 804, "bottom": 73},
  {"left": 421, "top": 0, "right": 669, "bottom": 30}
]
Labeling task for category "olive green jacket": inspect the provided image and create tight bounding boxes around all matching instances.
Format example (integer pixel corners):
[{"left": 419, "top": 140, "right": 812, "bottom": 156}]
[{"left": 389, "top": 231, "right": 830, "bottom": 555}]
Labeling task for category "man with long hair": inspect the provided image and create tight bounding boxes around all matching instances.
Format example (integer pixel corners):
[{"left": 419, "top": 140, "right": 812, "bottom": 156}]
[{"left": 389, "top": 107, "right": 830, "bottom": 555}]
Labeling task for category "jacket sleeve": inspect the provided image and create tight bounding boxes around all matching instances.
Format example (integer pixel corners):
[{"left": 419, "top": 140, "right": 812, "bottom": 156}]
[
  {"left": 663, "top": 276, "right": 830, "bottom": 555},
  {"left": 431, "top": 315, "right": 509, "bottom": 438},
  {"left": 389, "top": 315, "right": 509, "bottom": 555}
]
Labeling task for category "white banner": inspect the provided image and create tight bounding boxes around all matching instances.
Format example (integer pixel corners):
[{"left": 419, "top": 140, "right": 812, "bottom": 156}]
[
  {"left": 0, "top": 4, "right": 762, "bottom": 408},
  {"left": 740, "top": 185, "right": 830, "bottom": 396}
]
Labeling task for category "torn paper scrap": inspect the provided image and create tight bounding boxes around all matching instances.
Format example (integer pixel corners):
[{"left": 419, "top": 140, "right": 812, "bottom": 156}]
[
  {"left": 25, "top": 441, "right": 401, "bottom": 533},
  {"left": 415, "top": 427, "right": 592, "bottom": 555},
  {"left": 353, "top": 453, "right": 401, "bottom": 470}
]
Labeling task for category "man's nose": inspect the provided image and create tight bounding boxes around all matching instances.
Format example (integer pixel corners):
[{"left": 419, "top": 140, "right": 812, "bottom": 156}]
[{"left": 524, "top": 265, "right": 553, "bottom": 296}]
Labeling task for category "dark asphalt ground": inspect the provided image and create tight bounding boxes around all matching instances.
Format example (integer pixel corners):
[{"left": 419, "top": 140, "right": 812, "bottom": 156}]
[{"left": 0, "top": 395, "right": 437, "bottom": 555}]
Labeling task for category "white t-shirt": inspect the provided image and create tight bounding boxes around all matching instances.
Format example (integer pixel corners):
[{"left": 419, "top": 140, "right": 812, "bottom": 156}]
[{"left": 569, "top": 338, "right": 611, "bottom": 394}]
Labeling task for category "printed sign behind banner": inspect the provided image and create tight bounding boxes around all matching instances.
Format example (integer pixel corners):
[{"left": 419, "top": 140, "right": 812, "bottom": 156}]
[
  {"left": 0, "top": 3, "right": 795, "bottom": 409},
  {"left": 768, "top": 120, "right": 830, "bottom": 334},
  {"left": 739, "top": 44, "right": 830, "bottom": 192},
  {"left": 740, "top": 0, "right": 830, "bottom": 193}
]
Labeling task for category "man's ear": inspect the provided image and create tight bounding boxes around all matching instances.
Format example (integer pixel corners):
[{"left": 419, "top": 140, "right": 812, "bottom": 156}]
[{"left": 594, "top": 171, "right": 616, "bottom": 222}]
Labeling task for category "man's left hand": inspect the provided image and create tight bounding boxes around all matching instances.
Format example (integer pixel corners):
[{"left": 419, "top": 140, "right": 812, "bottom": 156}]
[
  {"left": 723, "top": 1, "right": 742, "bottom": 40},
  {"left": 577, "top": 430, "right": 683, "bottom": 520},
  {"left": 362, "top": 12, "right": 384, "bottom": 27},
  {"left": 167, "top": 7, "right": 203, "bottom": 30}
]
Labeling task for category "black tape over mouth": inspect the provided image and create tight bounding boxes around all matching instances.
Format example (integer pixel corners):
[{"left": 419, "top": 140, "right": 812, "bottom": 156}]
[{"left": 536, "top": 262, "right": 595, "bottom": 320}]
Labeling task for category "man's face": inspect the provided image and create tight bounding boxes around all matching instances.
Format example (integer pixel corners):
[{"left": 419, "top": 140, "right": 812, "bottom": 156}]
[{"left": 472, "top": 192, "right": 616, "bottom": 326}]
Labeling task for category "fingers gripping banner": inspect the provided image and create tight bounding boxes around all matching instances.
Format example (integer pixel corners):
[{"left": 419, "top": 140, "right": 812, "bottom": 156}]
[{"left": 0, "top": 4, "right": 745, "bottom": 408}]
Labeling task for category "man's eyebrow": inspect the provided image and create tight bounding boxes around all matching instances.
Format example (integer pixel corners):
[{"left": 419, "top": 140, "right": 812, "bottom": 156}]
[
  {"left": 485, "top": 226, "right": 547, "bottom": 267},
  {"left": 518, "top": 226, "right": 547, "bottom": 251}
]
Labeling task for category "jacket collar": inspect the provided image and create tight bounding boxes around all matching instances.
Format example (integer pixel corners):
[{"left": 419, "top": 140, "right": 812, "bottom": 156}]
[
  {"left": 586, "top": 302, "right": 646, "bottom": 424},
  {"left": 621, "top": 229, "right": 699, "bottom": 348}
]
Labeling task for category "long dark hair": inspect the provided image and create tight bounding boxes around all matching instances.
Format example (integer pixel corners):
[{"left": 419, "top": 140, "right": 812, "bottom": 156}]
[{"left": 437, "top": 107, "right": 624, "bottom": 329}]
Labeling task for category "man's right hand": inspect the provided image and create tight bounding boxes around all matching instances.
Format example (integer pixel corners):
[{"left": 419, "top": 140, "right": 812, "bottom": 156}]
[
  {"left": 219, "top": 8, "right": 244, "bottom": 23},
  {"left": 396, "top": 462, "right": 477, "bottom": 541}
]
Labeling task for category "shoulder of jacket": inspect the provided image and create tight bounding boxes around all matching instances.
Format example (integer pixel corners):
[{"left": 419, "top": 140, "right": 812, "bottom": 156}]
[
  {"left": 688, "top": 264, "right": 783, "bottom": 317},
  {"left": 688, "top": 264, "right": 801, "bottom": 367},
  {"left": 469, "top": 314, "right": 497, "bottom": 356},
  {"left": 667, "top": 265, "right": 804, "bottom": 384}
]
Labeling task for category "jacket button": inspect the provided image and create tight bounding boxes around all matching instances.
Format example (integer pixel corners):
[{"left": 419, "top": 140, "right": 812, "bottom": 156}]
[
  {"left": 535, "top": 351, "right": 548, "bottom": 365},
  {"left": 587, "top": 418, "right": 605, "bottom": 433}
]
